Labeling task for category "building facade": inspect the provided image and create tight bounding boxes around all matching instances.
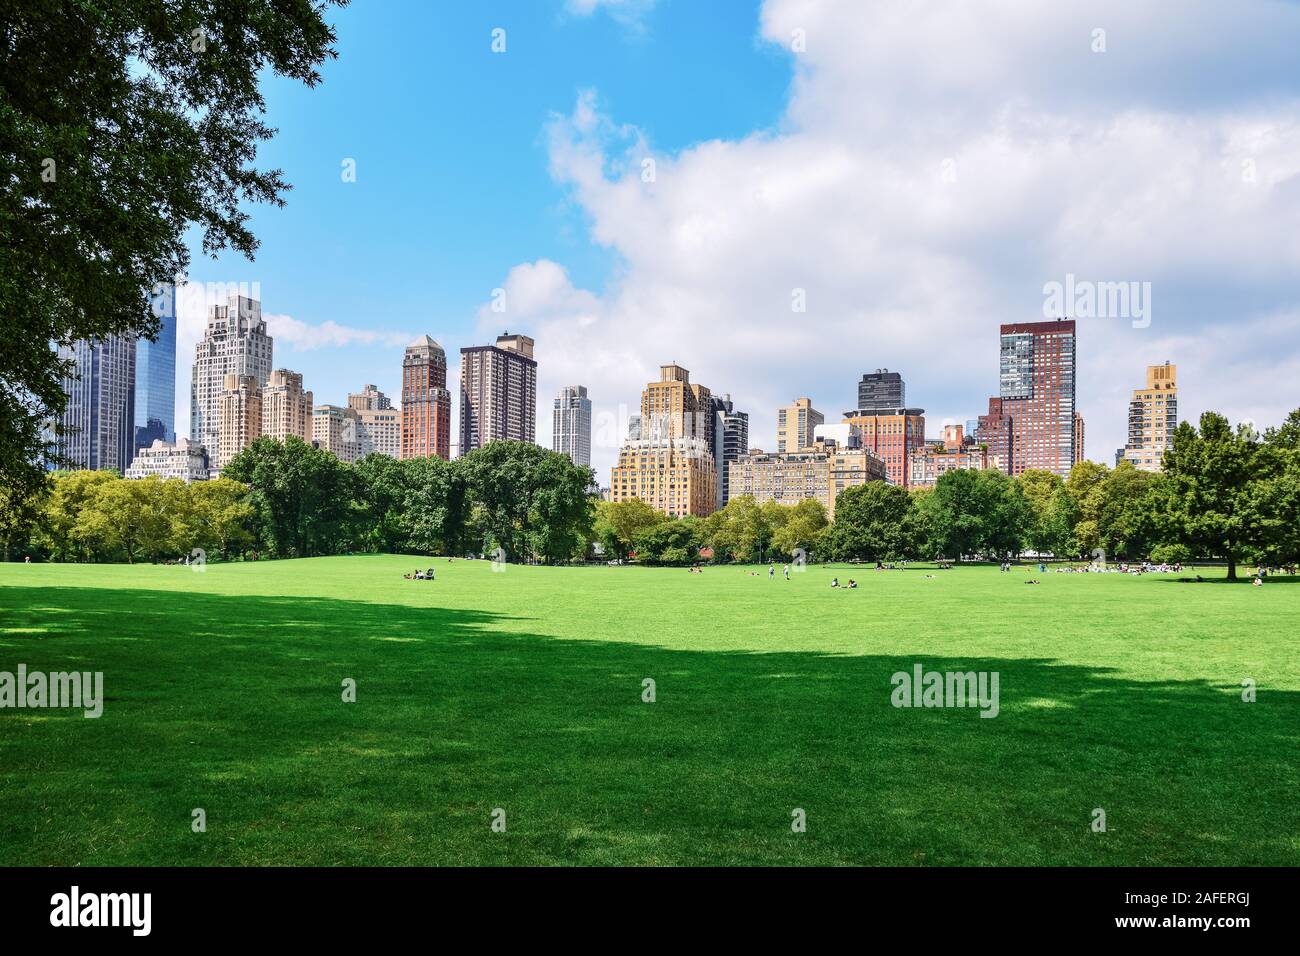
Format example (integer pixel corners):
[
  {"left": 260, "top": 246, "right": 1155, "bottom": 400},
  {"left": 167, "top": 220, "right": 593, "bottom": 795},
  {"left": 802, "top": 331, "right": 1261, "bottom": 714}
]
[
  {"left": 349, "top": 386, "right": 400, "bottom": 459},
  {"left": 55, "top": 334, "right": 137, "bottom": 473},
  {"left": 216, "top": 373, "right": 261, "bottom": 471},
  {"left": 125, "top": 438, "right": 210, "bottom": 482},
  {"left": 609, "top": 364, "right": 719, "bottom": 517},
  {"left": 135, "top": 284, "right": 176, "bottom": 453},
  {"left": 713, "top": 394, "right": 749, "bottom": 507},
  {"left": 993, "top": 318, "right": 1078, "bottom": 477},
  {"left": 908, "top": 424, "right": 990, "bottom": 489},
  {"left": 459, "top": 332, "right": 537, "bottom": 452},
  {"left": 261, "top": 369, "right": 313, "bottom": 443},
  {"left": 552, "top": 385, "right": 592, "bottom": 468},
  {"left": 313, "top": 404, "right": 361, "bottom": 463},
  {"left": 1120, "top": 362, "right": 1177, "bottom": 471},
  {"left": 857, "top": 369, "right": 905, "bottom": 413},
  {"left": 191, "top": 295, "right": 272, "bottom": 456},
  {"left": 841, "top": 408, "right": 926, "bottom": 487},
  {"left": 400, "top": 336, "right": 452, "bottom": 460},
  {"left": 976, "top": 397, "right": 1014, "bottom": 473},
  {"left": 727, "top": 439, "right": 887, "bottom": 517},
  {"left": 776, "top": 397, "right": 823, "bottom": 452}
]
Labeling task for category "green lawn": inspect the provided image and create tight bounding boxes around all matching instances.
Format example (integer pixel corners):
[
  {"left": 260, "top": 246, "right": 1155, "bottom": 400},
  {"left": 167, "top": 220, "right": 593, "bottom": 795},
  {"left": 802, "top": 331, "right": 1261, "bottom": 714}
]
[{"left": 0, "top": 556, "right": 1296, "bottom": 866}]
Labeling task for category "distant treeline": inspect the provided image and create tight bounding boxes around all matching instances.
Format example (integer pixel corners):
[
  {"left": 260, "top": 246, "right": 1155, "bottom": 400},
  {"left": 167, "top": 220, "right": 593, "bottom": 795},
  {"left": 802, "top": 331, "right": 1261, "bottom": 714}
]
[{"left": 4, "top": 410, "right": 1298, "bottom": 579}]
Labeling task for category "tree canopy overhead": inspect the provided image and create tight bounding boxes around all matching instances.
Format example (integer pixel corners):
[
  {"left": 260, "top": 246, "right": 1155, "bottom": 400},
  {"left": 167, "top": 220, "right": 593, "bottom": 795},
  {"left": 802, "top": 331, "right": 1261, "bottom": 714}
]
[{"left": 0, "top": 0, "right": 344, "bottom": 496}]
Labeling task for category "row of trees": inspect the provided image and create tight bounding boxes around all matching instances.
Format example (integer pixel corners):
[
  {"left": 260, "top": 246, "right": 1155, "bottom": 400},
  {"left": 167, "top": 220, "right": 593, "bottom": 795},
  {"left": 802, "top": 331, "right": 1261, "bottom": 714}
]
[
  {"left": 593, "top": 410, "right": 1300, "bottom": 577},
  {"left": 5, "top": 411, "right": 1297, "bottom": 575},
  {"left": 3, "top": 439, "right": 596, "bottom": 565}
]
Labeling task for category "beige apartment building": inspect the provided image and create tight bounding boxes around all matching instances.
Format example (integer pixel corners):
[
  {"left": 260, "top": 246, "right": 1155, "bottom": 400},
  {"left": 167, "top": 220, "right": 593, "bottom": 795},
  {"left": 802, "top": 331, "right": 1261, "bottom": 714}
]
[
  {"left": 1120, "top": 362, "right": 1177, "bottom": 471},
  {"left": 776, "top": 397, "right": 824, "bottom": 453},
  {"left": 459, "top": 332, "right": 536, "bottom": 453},
  {"left": 313, "top": 404, "right": 361, "bottom": 463},
  {"left": 216, "top": 373, "right": 262, "bottom": 471},
  {"left": 727, "top": 438, "right": 886, "bottom": 517},
  {"left": 261, "top": 369, "right": 313, "bottom": 443},
  {"left": 609, "top": 364, "right": 719, "bottom": 517},
  {"left": 349, "top": 384, "right": 401, "bottom": 459}
]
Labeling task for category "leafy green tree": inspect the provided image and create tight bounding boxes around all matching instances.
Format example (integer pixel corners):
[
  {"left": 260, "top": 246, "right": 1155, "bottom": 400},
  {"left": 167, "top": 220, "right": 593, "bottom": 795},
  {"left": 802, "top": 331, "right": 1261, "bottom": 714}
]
[
  {"left": 923, "top": 469, "right": 1030, "bottom": 560},
  {"left": 78, "top": 476, "right": 180, "bottom": 564},
  {"left": 826, "top": 482, "right": 913, "bottom": 561},
  {"left": 352, "top": 454, "right": 408, "bottom": 554},
  {"left": 1252, "top": 409, "right": 1300, "bottom": 565},
  {"left": 1, "top": 0, "right": 343, "bottom": 499},
  {"left": 1065, "top": 460, "right": 1110, "bottom": 556},
  {"left": 0, "top": 476, "right": 48, "bottom": 561},
  {"left": 39, "top": 470, "right": 119, "bottom": 561},
  {"left": 1162, "top": 412, "right": 1264, "bottom": 579},
  {"left": 223, "top": 436, "right": 357, "bottom": 558},
  {"left": 595, "top": 499, "right": 665, "bottom": 561},
  {"left": 399, "top": 456, "right": 468, "bottom": 556},
  {"left": 1096, "top": 462, "right": 1162, "bottom": 560},
  {"left": 701, "top": 495, "right": 784, "bottom": 563},
  {"left": 772, "top": 498, "right": 828, "bottom": 561},
  {"left": 186, "top": 477, "right": 255, "bottom": 560},
  {"left": 1017, "top": 469, "right": 1077, "bottom": 558},
  {"left": 632, "top": 517, "right": 702, "bottom": 565},
  {"left": 458, "top": 441, "right": 594, "bottom": 563}
]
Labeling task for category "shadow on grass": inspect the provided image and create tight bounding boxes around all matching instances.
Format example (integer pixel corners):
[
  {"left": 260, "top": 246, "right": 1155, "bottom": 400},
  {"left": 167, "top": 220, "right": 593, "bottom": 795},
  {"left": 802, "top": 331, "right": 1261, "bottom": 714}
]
[{"left": 1, "top": 585, "right": 1297, "bottom": 867}]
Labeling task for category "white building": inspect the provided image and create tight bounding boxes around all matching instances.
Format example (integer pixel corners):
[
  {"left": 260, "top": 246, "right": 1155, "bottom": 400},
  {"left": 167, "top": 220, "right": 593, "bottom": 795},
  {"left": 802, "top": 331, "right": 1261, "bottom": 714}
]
[
  {"left": 552, "top": 385, "right": 592, "bottom": 468},
  {"left": 190, "top": 295, "right": 272, "bottom": 457},
  {"left": 313, "top": 404, "right": 361, "bottom": 463},
  {"left": 348, "top": 385, "right": 401, "bottom": 458},
  {"left": 125, "top": 438, "right": 210, "bottom": 482}
]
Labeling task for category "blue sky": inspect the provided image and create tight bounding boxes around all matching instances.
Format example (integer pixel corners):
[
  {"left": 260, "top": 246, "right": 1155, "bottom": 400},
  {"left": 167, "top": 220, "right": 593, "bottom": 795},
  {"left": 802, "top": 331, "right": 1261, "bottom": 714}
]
[
  {"left": 177, "top": 0, "right": 1300, "bottom": 478},
  {"left": 179, "top": 0, "right": 790, "bottom": 425}
]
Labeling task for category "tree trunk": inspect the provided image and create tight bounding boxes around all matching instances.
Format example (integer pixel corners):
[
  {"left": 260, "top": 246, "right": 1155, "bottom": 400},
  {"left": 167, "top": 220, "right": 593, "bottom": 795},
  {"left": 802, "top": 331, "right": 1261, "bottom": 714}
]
[{"left": 1226, "top": 554, "right": 1236, "bottom": 580}]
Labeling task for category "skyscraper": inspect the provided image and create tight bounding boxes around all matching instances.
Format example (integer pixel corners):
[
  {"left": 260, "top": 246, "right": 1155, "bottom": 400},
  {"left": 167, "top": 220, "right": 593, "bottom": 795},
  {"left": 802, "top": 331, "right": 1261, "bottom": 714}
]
[
  {"left": 55, "top": 334, "right": 137, "bottom": 473},
  {"left": 217, "top": 374, "right": 262, "bottom": 471},
  {"left": 135, "top": 284, "right": 176, "bottom": 453},
  {"left": 401, "top": 336, "right": 452, "bottom": 460},
  {"left": 191, "top": 295, "right": 272, "bottom": 456},
  {"left": 459, "top": 332, "right": 537, "bottom": 453},
  {"left": 776, "top": 398, "right": 823, "bottom": 452},
  {"left": 711, "top": 393, "right": 748, "bottom": 507},
  {"left": 261, "top": 369, "right": 313, "bottom": 443},
  {"left": 313, "top": 404, "right": 361, "bottom": 463},
  {"left": 992, "top": 318, "right": 1078, "bottom": 477},
  {"left": 552, "top": 385, "right": 592, "bottom": 468},
  {"left": 1120, "top": 362, "right": 1177, "bottom": 472},
  {"left": 857, "top": 369, "right": 905, "bottom": 413},
  {"left": 610, "top": 364, "right": 718, "bottom": 517}
]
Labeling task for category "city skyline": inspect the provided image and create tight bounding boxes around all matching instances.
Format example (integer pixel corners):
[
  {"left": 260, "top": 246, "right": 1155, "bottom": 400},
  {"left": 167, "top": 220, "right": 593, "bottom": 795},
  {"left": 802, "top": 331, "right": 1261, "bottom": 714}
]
[{"left": 155, "top": 1, "right": 1300, "bottom": 486}]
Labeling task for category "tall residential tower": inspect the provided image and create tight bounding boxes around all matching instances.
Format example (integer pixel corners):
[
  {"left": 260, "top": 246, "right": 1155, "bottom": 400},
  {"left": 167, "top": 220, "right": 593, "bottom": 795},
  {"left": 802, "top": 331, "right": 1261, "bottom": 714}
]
[{"left": 459, "top": 332, "right": 537, "bottom": 452}]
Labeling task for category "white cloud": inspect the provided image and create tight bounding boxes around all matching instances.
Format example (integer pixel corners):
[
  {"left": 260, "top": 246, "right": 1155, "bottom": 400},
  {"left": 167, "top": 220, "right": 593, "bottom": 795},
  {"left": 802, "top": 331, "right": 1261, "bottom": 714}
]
[{"left": 488, "top": 0, "right": 1300, "bottom": 483}]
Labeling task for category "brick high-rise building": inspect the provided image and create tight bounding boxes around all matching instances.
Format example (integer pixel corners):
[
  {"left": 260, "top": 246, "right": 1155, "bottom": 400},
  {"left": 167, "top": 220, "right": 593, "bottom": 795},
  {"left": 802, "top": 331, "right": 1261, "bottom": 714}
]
[
  {"left": 401, "top": 336, "right": 452, "bottom": 460},
  {"left": 191, "top": 295, "right": 272, "bottom": 456},
  {"left": 459, "top": 332, "right": 536, "bottom": 452},
  {"left": 908, "top": 424, "right": 990, "bottom": 489},
  {"left": 841, "top": 407, "right": 926, "bottom": 487},
  {"left": 976, "top": 397, "right": 1014, "bottom": 474},
  {"left": 1120, "top": 362, "right": 1177, "bottom": 472},
  {"left": 993, "top": 318, "right": 1078, "bottom": 477}
]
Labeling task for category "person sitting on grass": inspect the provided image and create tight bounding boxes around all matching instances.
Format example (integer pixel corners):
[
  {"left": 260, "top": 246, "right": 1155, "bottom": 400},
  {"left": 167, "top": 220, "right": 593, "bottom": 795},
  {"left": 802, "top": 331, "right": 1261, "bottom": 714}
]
[
  {"left": 427, "top": 568, "right": 436, "bottom": 580},
  {"left": 847, "top": 579, "right": 858, "bottom": 589},
  {"left": 831, "top": 578, "right": 839, "bottom": 588}
]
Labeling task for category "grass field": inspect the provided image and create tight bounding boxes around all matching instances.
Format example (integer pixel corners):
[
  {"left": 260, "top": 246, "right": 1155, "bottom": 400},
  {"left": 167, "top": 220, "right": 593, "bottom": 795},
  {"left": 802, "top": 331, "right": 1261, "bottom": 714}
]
[{"left": 1, "top": 555, "right": 1297, "bottom": 866}]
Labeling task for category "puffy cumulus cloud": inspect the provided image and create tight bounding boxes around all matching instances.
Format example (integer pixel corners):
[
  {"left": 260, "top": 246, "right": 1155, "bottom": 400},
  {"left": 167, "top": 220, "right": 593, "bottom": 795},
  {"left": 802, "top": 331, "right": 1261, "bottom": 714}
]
[{"left": 489, "top": 0, "right": 1300, "bottom": 483}]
